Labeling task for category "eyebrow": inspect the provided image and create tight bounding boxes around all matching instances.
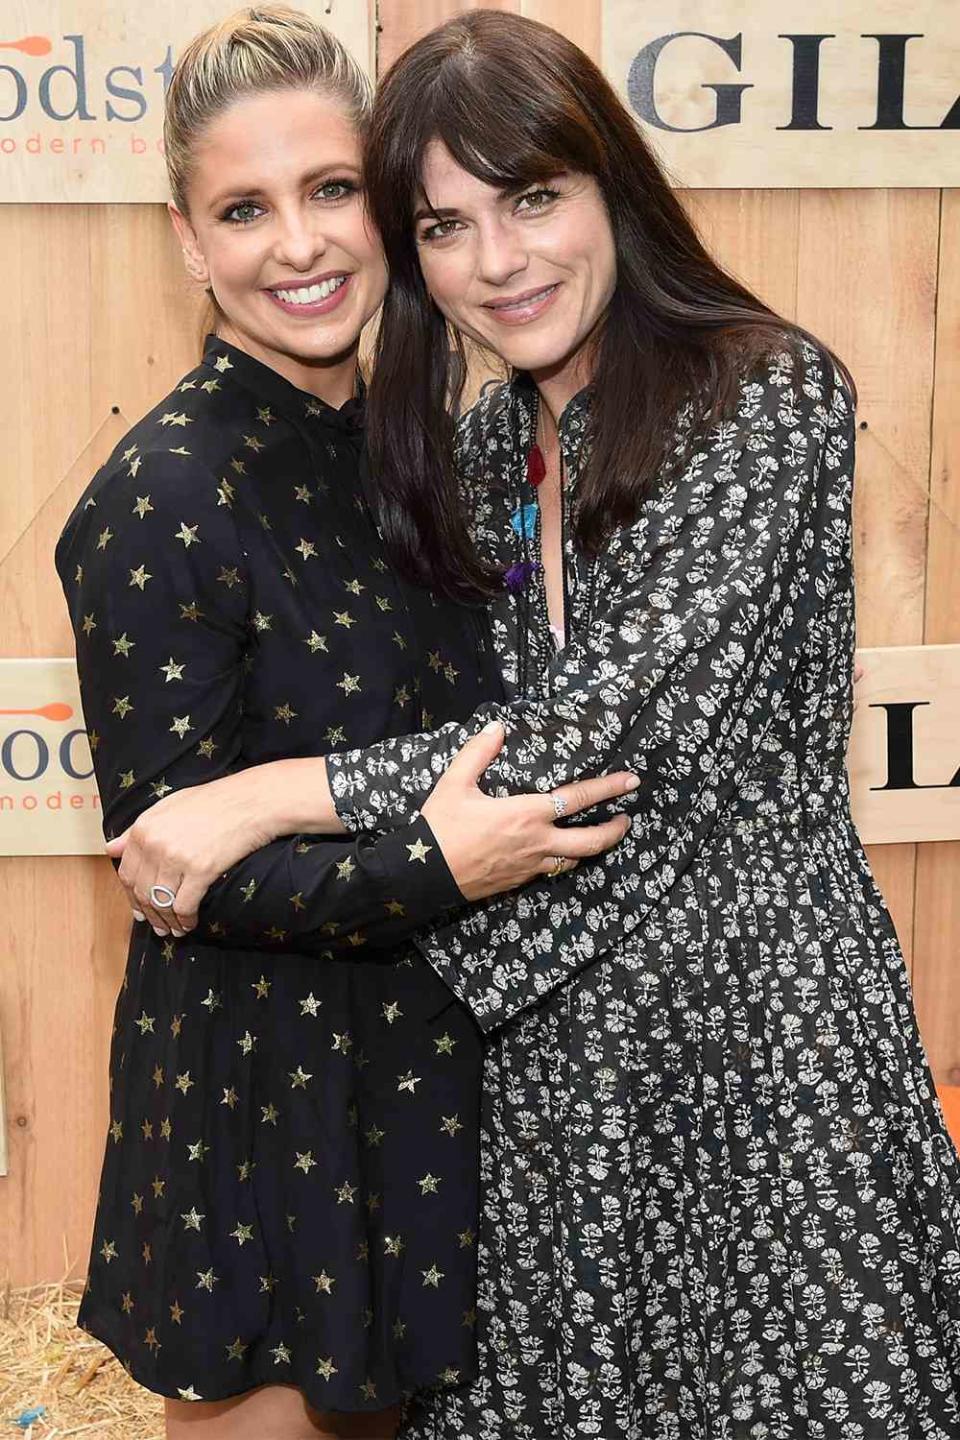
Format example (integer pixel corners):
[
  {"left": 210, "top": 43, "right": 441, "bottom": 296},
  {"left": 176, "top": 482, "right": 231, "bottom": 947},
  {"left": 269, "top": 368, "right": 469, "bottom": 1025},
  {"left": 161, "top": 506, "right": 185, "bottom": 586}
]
[
  {"left": 413, "top": 174, "right": 568, "bottom": 225},
  {"left": 208, "top": 163, "right": 361, "bottom": 211}
]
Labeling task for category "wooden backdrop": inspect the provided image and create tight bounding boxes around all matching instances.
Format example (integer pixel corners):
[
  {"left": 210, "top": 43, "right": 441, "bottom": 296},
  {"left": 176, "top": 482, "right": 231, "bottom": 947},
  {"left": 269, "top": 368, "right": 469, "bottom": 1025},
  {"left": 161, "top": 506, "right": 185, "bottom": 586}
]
[{"left": 1, "top": 0, "right": 958, "bottom": 1287}]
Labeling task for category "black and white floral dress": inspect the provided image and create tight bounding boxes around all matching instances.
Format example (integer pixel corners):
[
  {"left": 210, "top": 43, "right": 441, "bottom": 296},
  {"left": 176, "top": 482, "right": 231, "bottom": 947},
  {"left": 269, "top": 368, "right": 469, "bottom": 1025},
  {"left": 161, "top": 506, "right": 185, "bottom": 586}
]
[{"left": 328, "top": 344, "right": 960, "bottom": 1438}]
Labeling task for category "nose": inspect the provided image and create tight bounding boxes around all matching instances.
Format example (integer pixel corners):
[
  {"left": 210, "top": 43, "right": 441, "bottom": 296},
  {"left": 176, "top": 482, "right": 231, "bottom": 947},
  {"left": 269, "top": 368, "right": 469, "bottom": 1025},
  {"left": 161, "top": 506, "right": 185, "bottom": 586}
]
[
  {"left": 272, "top": 204, "right": 327, "bottom": 272},
  {"left": 475, "top": 216, "right": 527, "bottom": 288}
]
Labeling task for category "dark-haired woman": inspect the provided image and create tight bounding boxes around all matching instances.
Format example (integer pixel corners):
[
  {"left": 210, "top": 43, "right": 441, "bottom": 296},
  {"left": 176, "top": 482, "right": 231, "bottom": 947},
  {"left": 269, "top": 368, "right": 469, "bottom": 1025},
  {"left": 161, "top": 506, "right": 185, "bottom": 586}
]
[{"left": 110, "top": 10, "right": 960, "bottom": 1438}]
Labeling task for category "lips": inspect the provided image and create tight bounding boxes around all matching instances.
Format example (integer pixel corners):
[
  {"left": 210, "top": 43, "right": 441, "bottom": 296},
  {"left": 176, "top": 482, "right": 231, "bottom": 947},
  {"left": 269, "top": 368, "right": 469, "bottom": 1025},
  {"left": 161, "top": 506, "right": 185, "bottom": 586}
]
[
  {"left": 482, "top": 283, "right": 560, "bottom": 326},
  {"left": 265, "top": 272, "right": 353, "bottom": 317}
]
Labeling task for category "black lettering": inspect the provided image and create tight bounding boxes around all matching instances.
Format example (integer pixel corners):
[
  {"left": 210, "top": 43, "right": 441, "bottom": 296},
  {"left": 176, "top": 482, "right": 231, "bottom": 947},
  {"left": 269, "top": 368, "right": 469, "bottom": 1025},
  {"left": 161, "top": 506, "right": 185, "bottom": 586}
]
[
  {"left": 39, "top": 35, "right": 94, "bottom": 122},
  {"left": 778, "top": 34, "right": 834, "bottom": 131},
  {"left": 0, "top": 65, "right": 28, "bottom": 123},
  {"left": 627, "top": 32, "right": 752, "bottom": 133},
  {"left": 2, "top": 729, "right": 49, "bottom": 783},
  {"left": 105, "top": 66, "right": 147, "bottom": 123},
  {"left": 59, "top": 729, "right": 95, "bottom": 781},
  {"left": 860, "top": 34, "right": 936, "bottom": 131}
]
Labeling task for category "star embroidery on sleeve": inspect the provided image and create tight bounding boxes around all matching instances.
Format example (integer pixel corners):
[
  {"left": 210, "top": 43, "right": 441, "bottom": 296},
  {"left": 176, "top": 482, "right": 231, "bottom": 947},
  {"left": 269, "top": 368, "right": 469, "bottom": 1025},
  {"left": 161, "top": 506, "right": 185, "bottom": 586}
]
[
  {"left": 217, "top": 479, "right": 235, "bottom": 507},
  {"left": 421, "top": 1264, "right": 444, "bottom": 1288},
  {"left": 112, "top": 633, "right": 135, "bottom": 657},
  {"left": 196, "top": 1268, "right": 219, "bottom": 1291},
  {"left": 289, "top": 1066, "right": 312, "bottom": 1089},
  {"left": 295, "top": 538, "right": 317, "bottom": 560},
  {"left": 99, "top": 1240, "right": 118, "bottom": 1263},
  {"left": 132, "top": 493, "right": 152, "bottom": 518},
  {"left": 337, "top": 674, "right": 361, "bottom": 696},
  {"left": 381, "top": 1001, "right": 403, "bottom": 1025},
  {"left": 240, "top": 878, "right": 257, "bottom": 902},
  {"left": 274, "top": 702, "right": 297, "bottom": 724},
  {"left": 159, "top": 411, "right": 192, "bottom": 428},
  {"left": 160, "top": 657, "right": 185, "bottom": 682},
  {"left": 199, "top": 378, "right": 221, "bottom": 395},
  {"left": 294, "top": 1151, "right": 317, "bottom": 1174},
  {"left": 299, "top": 991, "right": 320, "bottom": 1016},
  {"left": 150, "top": 778, "right": 172, "bottom": 800},
  {"left": 397, "top": 1071, "right": 421, "bottom": 1095},
  {"left": 225, "top": 1337, "right": 247, "bottom": 1362},
  {"left": 304, "top": 630, "right": 327, "bottom": 653},
  {"left": 123, "top": 444, "right": 139, "bottom": 461},
  {"left": 80, "top": 613, "right": 97, "bottom": 637},
  {"left": 270, "top": 1343, "right": 291, "bottom": 1366},
  {"left": 174, "top": 522, "right": 200, "bottom": 549},
  {"left": 218, "top": 566, "right": 241, "bottom": 588},
  {"left": 232, "top": 458, "right": 247, "bottom": 477},
  {"left": 128, "top": 564, "right": 152, "bottom": 590},
  {"left": 110, "top": 1119, "right": 123, "bottom": 1142},
  {"left": 179, "top": 601, "right": 203, "bottom": 622},
  {"left": 169, "top": 715, "right": 193, "bottom": 738},
  {"left": 231, "top": 1223, "right": 254, "bottom": 1247},
  {"left": 334, "top": 1180, "right": 356, "bottom": 1204},
  {"left": 406, "top": 838, "right": 432, "bottom": 864},
  {"left": 313, "top": 1270, "right": 336, "bottom": 1294},
  {"left": 196, "top": 736, "right": 218, "bottom": 759},
  {"left": 112, "top": 695, "right": 134, "bottom": 720},
  {"left": 243, "top": 433, "right": 265, "bottom": 452},
  {"left": 96, "top": 527, "right": 113, "bottom": 550},
  {"left": 181, "top": 1207, "right": 204, "bottom": 1231},
  {"left": 441, "top": 1114, "right": 464, "bottom": 1137},
  {"left": 169, "top": 446, "right": 191, "bottom": 456},
  {"left": 335, "top": 857, "right": 355, "bottom": 882},
  {"left": 256, "top": 405, "right": 273, "bottom": 425},
  {"left": 129, "top": 455, "right": 143, "bottom": 478},
  {"left": 316, "top": 1357, "right": 338, "bottom": 1380},
  {"left": 333, "top": 610, "right": 355, "bottom": 629}
]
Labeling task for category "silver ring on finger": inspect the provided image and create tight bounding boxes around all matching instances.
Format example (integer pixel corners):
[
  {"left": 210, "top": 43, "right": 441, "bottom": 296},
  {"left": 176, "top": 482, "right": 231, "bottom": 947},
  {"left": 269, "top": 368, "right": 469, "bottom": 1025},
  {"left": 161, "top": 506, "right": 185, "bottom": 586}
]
[
  {"left": 149, "top": 883, "right": 178, "bottom": 910},
  {"left": 550, "top": 793, "right": 569, "bottom": 820},
  {"left": 546, "top": 855, "right": 569, "bottom": 879}
]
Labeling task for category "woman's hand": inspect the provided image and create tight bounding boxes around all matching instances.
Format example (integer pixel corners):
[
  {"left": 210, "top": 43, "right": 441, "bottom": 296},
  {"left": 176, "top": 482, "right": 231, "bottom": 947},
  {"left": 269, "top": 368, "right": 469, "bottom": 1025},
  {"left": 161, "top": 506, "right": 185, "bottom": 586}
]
[
  {"left": 105, "top": 770, "right": 282, "bottom": 937},
  {"left": 421, "top": 721, "right": 638, "bottom": 902}
]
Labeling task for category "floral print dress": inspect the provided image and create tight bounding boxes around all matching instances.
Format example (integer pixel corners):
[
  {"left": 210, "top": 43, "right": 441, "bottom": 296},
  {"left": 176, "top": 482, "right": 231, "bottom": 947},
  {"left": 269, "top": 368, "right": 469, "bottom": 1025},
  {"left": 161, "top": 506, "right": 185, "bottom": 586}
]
[{"left": 328, "top": 343, "right": 960, "bottom": 1438}]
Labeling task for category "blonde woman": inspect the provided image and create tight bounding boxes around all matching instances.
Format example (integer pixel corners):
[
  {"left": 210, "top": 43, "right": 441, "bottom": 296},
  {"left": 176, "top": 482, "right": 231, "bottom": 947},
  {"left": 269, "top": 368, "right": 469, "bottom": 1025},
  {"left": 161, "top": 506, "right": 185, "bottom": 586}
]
[{"left": 55, "top": 9, "right": 632, "bottom": 1438}]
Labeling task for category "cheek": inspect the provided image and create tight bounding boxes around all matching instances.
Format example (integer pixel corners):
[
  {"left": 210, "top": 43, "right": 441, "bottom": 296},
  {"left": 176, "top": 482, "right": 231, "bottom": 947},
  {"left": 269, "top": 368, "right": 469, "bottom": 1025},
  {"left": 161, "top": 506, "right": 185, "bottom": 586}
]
[{"left": 418, "top": 250, "right": 471, "bottom": 320}]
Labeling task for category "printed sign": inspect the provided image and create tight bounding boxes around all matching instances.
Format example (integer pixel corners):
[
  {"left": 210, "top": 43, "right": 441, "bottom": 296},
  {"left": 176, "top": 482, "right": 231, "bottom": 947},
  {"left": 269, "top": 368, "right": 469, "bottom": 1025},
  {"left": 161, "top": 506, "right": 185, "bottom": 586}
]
[
  {"left": 0, "top": 1, "right": 373, "bottom": 202},
  {"left": 0, "top": 658, "right": 102, "bottom": 855},
  {"left": 602, "top": 0, "right": 960, "bottom": 187}
]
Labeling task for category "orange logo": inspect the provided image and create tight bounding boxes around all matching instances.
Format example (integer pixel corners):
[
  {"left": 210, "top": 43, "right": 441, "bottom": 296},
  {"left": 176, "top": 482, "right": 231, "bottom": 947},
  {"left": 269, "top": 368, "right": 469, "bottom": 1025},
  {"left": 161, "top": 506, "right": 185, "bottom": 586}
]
[
  {"left": 0, "top": 702, "right": 74, "bottom": 721},
  {"left": 0, "top": 36, "right": 53, "bottom": 57}
]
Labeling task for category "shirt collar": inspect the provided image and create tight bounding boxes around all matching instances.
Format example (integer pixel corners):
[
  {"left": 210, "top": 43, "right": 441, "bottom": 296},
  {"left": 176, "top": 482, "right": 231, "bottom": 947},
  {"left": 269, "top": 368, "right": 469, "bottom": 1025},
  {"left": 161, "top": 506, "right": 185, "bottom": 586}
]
[{"left": 201, "top": 333, "right": 365, "bottom": 436}]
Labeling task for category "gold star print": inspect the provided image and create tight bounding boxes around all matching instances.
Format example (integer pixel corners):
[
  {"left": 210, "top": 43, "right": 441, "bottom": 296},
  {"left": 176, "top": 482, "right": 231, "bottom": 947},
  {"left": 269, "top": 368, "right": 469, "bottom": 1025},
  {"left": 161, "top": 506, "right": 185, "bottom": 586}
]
[
  {"left": 333, "top": 610, "right": 355, "bottom": 629},
  {"left": 150, "top": 778, "right": 172, "bottom": 800},
  {"left": 252, "top": 974, "right": 271, "bottom": 999},
  {"left": 181, "top": 1208, "right": 204, "bottom": 1231},
  {"left": 112, "top": 633, "right": 135, "bottom": 657},
  {"left": 232, "top": 458, "right": 247, "bottom": 477},
  {"left": 313, "top": 1270, "right": 336, "bottom": 1294},
  {"left": 335, "top": 857, "right": 355, "bottom": 882},
  {"left": 334, "top": 1180, "right": 356, "bottom": 1205},
  {"left": 304, "top": 631, "right": 327, "bottom": 654},
  {"left": 445, "top": 664, "right": 460, "bottom": 684},
  {"left": 383, "top": 1234, "right": 404, "bottom": 1257},
  {"left": 197, "top": 737, "right": 217, "bottom": 759},
  {"left": 96, "top": 526, "right": 113, "bottom": 551},
  {"left": 294, "top": 484, "right": 311, "bottom": 504},
  {"left": 135, "top": 1010, "right": 155, "bottom": 1035},
  {"left": 169, "top": 446, "right": 191, "bottom": 457},
  {"left": 187, "top": 1140, "right": 210, "bottom": 1162},
  {"left": 160, "top": 657, "right": 185, "bottom": 682},
  {"left": 226, "top": 1337, "right": 247, "bottom": 1362},
  {"left": 110, "top": 1120, "right": 123, "bottom": 1142},
  {"left": 434, "top": 1033, "right": 456, "bottom": 1055},
  {"left": 174, "top": 522, "right": 200, "bottom": 549},
  {"left": 428, "top": 651, "right": 443, "bottom": 672},
  {"left": 382, "top": 1001, "right": 403, "bottom": 1025},
  {"left": 119, "top": 769, "right": 135, "bottom": 792},
  {"left": 360, "top": 1379, "right": 378, "bottom": 1402},
  {"left": 121, "top": 1291, "right": 134, "bottom": 1314},
  {"left": 289, "top": 1066, "right": 312, "bottom": 1089},
  {"left": 393, "top": 1318, "right": 407, "bottom": 1341},
  {"left": 175, "top": 1071, "right": 194, "bottom": 1095},
  {"left": 141, "top": 1119, "right": 154, "bottom": 1140},
  {"left": 129, "top": 455, "right": 142, "bottom": 478},
  {"left": 100, "top": 1239, "right": 117, "bottom": 1263},
  {"left": 337, "top": 673, "right": 361, "bottom": 696},
  {"left": 331, "top": 1032, "right": 353, "bottom": 1054},
  {"left": 199, "top": 378, "right": 220, "bottom": 395},
  {"left": 237, "top": 1030, "right": 256, "bottom": 1055},
  {"left": 421, "top": 1264, "right": 444, "bottom": 1288},
  {"left": 144, "top": 1327, "right": 162, "bottom": 1355},
  {"left": 316, "top": 1357, "right": 338, "bottom": 1381},
  {"left": 299, "top": 992, "right": 320, "bottom": 1016},
  {"left": 397, "top": 1071, "right": 421, "bottom": 1095},
  {"left": 142, "top": 1242, "right": 153, "bottom": 1265},
  {"left": 237, "top": 1160, "right": 254, "bottom": 1182},
  {"left": 159, "top": 411, "right": 191, "bottom": 428},
  {"left": 394, "top": 685, "right": 411, "bottom": 707},
  {"left": 132, "top": 1192, "right": 144, "bottom": 1214},
  {"left": 294, "top": 1151, "right": 317, "bottom": 1174},
  {"left": 88, "top": 730, "right": 100, "bottom": 752},
  {"left": 274, "top": 702, "right": 297, "bottom": 724},
  {"left": 364, "top": 1124, "right": 385, "bottom": 1148},
  {"left": 214, "top": 353, "right": 233, "bottom": 372},
  {"left": 295, "top": 538, "right": 316, "bottom": 560},
  {"left": 287, "top": 894, "right": 306, "bottom": 917},
  {"left": 112, "top": 695, "right": 134, "bottom": 720},
  {"left": 151, "top": 1177, "right": 165, "bottom": 1198},
  {"left": 458, "top": 1228, "right": 476, "bottom": 1248},
  {"left": 201, "top": 988, "right": 221, "bottom": 1011},
  {"left": 169, "top": 715, "right": 192, "bottom": 738},
  {"left": 260, "top": 1273, "right": 278, "bottom": 1293},
  {"left": 356, "top": 1240, "right": 369, "bottom": 1262},
  {"left": 128, "top": 565, "right": 152, "bottom": 590},
  {"left": 393, "top": 631, "right": 408, "bottom": 650},
  {"left": 132, "top": 494, "right": 152, "bottom": 519},
  {"left": 196, "top": 1268, "right": 218, "bottom": 1291},
  {"left": 441, "top": 1114, "right": 464, "bottom": 1137},
  {"left": 123, "top": 444, "right": 138, "bottom": 461},
  {"left": 384, "top": 899, "right": 405, "bottom": 918},
  {"left": 177, "top": 1386, "right": 201, "bottom": 1401},
  {"left": 261, "top": 1103, "right": 279, "bottom": 1126},
  {"left": 218, "top": 566, "right": 241, "bottom": 588},
  {"left": 252, "top": 611, "right": 272, "bottom": 632},
  {"left": 271, "top": 1344, "right": 291, "bottom": 1365},
  {"left": 344, "top": 578, "right": 365, "bottom": 596},
  {"left": 462, "top": 1307, "right": 477, "bottom": 1329},
  {"left": 231, "top": 1223, "right": 254, "bottom": 1246},
  {"left": 170, "top": 1301, "right": 184, "bottom": 1324},
  {"left": 217, "top": 480, "right": 235, "bottom": 508},
  {"left": 221, "top": 1087, "right": 238, "bottom": 1109},
  {"left": 160, "top": 1117, "right": 172, "bottom": 1140},
  {"left": 170, "top": 1014, "right": 183, "bottom": 1037},
  {"left": 418, "top": 1173, "right": 441, "bottom": 1196},
  {"left": 255, "top": 404, "right": 273, "bottom": 424},
  {"left": 267, "top": 924, "right": 287, "bottom": 942},
  {"left": 326, "top": 725, "right": 346, "bottom": 746},
  {"left": 240, "top": 879, "right": 257, "bottom": 903},
  {"left": 407, "top": 838, "right": 432, "bottom": 864}
]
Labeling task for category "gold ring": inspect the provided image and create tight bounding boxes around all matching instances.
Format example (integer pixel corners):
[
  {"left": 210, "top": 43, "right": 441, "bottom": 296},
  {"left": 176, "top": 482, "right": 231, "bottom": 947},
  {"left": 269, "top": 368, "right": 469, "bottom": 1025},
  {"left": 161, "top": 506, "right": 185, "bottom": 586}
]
[{"left": 547, "top": 856, "right": 566, "bottom": 878}]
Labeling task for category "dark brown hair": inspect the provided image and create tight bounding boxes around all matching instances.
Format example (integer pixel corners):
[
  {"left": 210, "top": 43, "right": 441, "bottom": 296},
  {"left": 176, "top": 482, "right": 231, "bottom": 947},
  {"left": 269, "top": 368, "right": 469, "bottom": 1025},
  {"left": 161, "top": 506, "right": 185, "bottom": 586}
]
[{"left": 364, "top": 10, "right": 852, "bottom": 602}]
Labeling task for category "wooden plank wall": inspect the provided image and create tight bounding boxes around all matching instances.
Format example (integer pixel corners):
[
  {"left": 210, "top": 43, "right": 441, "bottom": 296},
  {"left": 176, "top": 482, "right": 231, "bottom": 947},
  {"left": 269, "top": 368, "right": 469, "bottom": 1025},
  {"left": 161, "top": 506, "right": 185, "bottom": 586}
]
[{"left": 0, "top": 0, "right": 957, "bottom": 1286}]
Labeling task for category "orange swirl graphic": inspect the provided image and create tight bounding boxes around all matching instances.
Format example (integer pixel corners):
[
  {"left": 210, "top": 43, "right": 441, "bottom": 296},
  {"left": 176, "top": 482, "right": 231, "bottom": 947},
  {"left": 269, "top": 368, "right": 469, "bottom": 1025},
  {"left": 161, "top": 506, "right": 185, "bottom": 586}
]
[
  {"left": 0, "top": 36, "right": 53, "bottom": 57},
  {"left": 0, "top": 703, "right": 74, "bottom": 722}
]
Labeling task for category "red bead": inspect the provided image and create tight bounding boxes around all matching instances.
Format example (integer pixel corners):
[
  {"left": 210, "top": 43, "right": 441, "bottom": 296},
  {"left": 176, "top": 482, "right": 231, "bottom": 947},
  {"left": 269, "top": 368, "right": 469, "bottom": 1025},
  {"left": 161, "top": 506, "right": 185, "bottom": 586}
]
[{"left": 526, "top": 444, "right": 546, "bottom": 488}]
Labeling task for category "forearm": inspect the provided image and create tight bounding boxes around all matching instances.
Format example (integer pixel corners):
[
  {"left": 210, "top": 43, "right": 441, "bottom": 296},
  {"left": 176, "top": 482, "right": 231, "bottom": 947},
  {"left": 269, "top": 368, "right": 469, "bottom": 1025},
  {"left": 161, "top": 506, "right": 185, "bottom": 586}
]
[{"left": 224, "top": 755, "right": 344, "bottom": 837}]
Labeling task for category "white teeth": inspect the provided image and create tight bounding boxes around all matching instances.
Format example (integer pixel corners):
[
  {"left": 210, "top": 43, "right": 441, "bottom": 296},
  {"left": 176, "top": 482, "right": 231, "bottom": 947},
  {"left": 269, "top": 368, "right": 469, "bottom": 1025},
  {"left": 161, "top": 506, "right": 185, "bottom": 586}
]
[{"left": 274, "top": 276, "right": 347, "bottom": 306}]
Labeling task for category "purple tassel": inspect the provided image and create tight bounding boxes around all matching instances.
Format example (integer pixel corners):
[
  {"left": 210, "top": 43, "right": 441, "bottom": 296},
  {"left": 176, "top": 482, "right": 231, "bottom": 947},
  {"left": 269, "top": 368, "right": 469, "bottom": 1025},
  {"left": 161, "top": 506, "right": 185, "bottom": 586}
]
[{"left": 503, "top": 559, "right": 540, "bottom": 593}]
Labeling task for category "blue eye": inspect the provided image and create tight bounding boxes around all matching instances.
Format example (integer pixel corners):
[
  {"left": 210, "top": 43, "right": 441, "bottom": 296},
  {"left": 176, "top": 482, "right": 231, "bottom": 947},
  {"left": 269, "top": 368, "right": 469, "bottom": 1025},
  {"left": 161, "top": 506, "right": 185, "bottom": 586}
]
[{"left": 223, "top": 200, "right": 263, "bottom": 225}]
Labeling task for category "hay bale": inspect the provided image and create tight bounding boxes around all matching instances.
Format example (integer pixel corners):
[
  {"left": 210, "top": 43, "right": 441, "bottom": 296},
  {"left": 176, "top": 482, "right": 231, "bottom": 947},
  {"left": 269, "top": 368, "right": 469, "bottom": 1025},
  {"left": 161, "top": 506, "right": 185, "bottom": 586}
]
[{"left": 0, "top": 1279, "right": 164, "bottom": 1439}]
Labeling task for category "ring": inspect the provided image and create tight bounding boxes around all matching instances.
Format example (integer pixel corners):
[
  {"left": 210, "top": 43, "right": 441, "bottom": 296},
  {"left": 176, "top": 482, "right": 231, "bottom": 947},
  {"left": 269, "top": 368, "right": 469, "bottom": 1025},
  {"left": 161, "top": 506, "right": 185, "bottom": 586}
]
[
  {"left": 546, "top": 856, "right": 567, "bottom": 878},
  {"left": 149, "top": 883, "right": 178, "bottom": 910},
  {"left": 551, "top": 794, "right": 569, "bottom": 820}
]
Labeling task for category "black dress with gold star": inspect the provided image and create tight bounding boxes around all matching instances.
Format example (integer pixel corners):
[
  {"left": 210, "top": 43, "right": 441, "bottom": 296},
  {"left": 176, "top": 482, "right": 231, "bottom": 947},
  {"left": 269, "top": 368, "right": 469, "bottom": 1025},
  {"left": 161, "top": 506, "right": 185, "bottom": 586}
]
[{"left": 55, "top": 335, "right": 501, "bottom": 1411}]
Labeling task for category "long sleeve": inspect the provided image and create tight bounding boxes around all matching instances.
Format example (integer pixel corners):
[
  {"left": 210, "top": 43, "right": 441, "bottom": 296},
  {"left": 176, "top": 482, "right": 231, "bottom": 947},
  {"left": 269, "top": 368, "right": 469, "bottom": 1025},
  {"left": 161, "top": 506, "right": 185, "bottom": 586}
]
[
  {"left": 327, "top": 345, "right": 855, "bottom": 1026},
  {"left": 56, "top": 446, "right": 463, "bottom": 956}
]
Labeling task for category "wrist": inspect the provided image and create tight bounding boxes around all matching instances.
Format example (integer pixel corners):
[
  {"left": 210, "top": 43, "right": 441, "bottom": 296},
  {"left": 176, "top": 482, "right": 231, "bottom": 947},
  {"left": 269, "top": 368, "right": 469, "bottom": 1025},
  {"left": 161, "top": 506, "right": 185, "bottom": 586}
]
[{"left": 252, "top": 757, "right": 340, "bottom": 836}]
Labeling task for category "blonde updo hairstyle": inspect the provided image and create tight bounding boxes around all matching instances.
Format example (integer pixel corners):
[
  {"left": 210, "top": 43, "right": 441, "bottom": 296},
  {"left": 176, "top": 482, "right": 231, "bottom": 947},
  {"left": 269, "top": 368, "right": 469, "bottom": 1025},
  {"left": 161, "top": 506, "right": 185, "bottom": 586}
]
[{"left": 163, "top": 5, "right": 372, "bottom": 329}]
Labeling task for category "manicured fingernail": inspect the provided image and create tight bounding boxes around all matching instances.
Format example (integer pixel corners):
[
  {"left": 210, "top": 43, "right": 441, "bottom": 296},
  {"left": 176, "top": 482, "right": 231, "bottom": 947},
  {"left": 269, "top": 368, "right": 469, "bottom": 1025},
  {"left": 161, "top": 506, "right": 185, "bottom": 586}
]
[
  {"left": 171, "top": 929, "right": 185, "bottom": 938},
  {"left": 133, "top": 911, "right": 145, "bottom": 922},
  {"left": 153, "top": 927, "right": 165, "bottom": 937},
  {"left": 624, "top": 775, "right": 641, "bottom": 791}
]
